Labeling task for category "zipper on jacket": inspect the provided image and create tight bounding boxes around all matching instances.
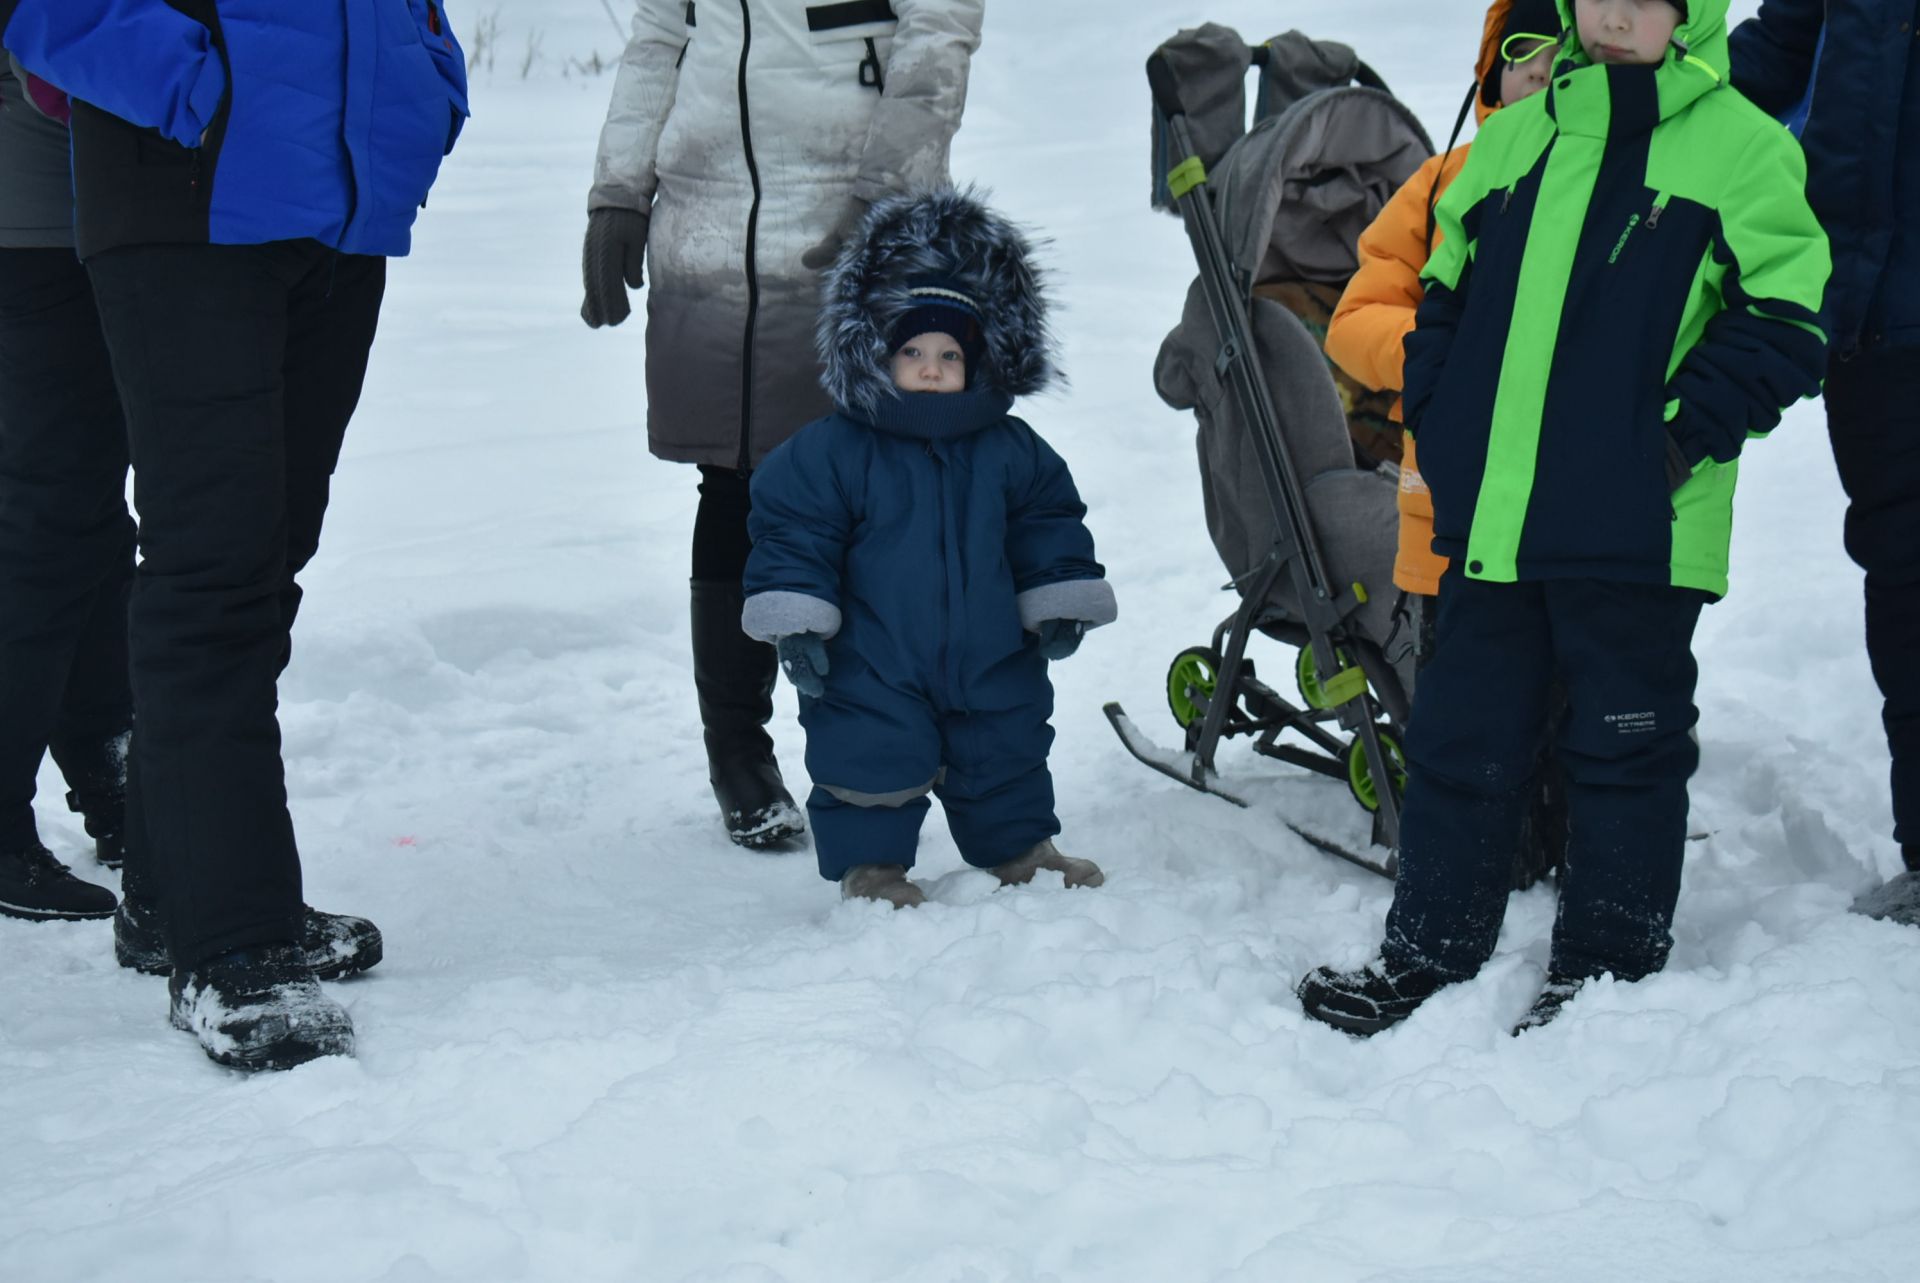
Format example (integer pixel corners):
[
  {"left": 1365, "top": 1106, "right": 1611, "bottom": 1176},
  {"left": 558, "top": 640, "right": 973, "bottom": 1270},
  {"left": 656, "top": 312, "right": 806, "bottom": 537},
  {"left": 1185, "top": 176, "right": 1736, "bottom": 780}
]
[
  {"left": 735, "top": 0, "right": 763, "bottom": 474},
  {"left": 1646, "top": 191, "right": 1670, "bottom": 230}
]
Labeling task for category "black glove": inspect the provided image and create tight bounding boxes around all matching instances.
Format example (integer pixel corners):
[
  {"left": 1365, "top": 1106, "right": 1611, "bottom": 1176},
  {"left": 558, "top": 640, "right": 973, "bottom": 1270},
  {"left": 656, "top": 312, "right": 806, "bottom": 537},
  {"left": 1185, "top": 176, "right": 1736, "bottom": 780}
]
[
  {"left": 1035, "top": 618, "right": 1085, "bottom": 661},
  {"left": 581, "top": 207, "right": 649, "bottom": 329},
  {"left": 800, "top": 196, "right": 871, "bottom": 271},
  {"left": 776, "top": 633, "right": 830, "bottom": 698}
]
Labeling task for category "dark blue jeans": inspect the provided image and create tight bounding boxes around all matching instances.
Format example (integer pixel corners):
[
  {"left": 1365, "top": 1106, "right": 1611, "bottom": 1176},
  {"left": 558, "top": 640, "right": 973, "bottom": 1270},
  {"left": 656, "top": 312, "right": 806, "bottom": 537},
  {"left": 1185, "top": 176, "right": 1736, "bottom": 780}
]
[
  {"left": 0, "top": 247, "right": 133, "bottom": 855},
  {"left": 1383, "top": 576, "right": 1704, "bottom": 983},
  {"left": 1825, "top": 347, "right": 1920, "bottom": 870}
]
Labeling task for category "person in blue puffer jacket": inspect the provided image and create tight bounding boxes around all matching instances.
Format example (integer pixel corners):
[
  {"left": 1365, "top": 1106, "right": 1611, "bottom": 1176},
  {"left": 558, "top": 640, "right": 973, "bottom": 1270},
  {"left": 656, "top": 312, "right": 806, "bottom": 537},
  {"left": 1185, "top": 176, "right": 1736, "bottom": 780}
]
[
  {"left": 744, "top": 190, "right": 1119, "bottom": 908},
  {"left": 0, "top": 0, "right": 467, "bottom": 1072},
  {"left": 1729, "top": 2, "right": 1920, "bottom": 926}
]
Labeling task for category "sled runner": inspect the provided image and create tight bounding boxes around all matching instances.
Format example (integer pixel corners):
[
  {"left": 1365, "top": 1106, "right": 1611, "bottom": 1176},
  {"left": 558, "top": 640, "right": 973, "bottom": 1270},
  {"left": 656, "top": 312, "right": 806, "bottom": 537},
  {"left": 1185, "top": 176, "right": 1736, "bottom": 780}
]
[{"left": 1106, "top": 28, "right": 1434, "bottom": 876}]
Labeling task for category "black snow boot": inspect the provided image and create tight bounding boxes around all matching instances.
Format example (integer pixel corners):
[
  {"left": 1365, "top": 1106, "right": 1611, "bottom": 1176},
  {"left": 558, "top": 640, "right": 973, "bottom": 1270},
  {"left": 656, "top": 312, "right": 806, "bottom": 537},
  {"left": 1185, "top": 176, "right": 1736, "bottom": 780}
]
[
  {"left": 169, "top": 944, "right": 354, "bottom": 1072},
  {"left": 691, "top": 578, "right": 805, "bottom": 849},
  {"left": 54, "top": 729, "right": 130, "bottom": 870},
  {"left": 1296, "top": 958, "right": 1451, "bottom": 1037},
  {"left": 0, "top": 842, "right": 117, "bottom": 921},
  {"left": 116, "top": 894, "right": 383, "bottom": 980},
  {"left": 1512, "top": 974, "right": 1586, "bottom": 1035}
]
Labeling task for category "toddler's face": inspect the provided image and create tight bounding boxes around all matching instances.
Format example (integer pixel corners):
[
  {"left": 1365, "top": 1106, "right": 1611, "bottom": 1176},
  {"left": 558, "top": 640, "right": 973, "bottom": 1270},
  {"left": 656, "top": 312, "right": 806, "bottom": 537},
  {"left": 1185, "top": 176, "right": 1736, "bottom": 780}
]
[
  {"left": 891, "top": 332, "right": 966, "bottom": 394},
  {"left": 1575, "top": 0, "right": 1680, "bottom": 67}
]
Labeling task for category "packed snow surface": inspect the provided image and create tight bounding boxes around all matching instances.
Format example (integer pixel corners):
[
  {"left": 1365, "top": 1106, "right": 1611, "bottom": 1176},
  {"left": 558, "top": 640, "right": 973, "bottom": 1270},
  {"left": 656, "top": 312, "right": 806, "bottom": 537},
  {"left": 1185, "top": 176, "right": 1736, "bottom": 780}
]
[{"left": 4, "top": 3, "right": 1916, "bottom": 1279}]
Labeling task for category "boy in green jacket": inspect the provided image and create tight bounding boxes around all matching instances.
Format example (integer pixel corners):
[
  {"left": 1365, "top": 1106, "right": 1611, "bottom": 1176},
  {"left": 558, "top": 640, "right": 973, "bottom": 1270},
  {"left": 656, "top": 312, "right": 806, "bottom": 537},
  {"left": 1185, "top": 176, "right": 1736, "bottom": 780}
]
[{"left": 1298, "top": 0, "right": 1830, "bottom": 1036}]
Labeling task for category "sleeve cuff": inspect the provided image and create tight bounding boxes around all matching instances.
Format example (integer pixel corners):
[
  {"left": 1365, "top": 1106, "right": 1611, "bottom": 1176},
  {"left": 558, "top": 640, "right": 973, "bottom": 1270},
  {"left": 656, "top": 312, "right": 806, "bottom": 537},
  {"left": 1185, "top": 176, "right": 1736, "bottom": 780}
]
[
  {"left": 177, "top": 47, "right": 228, "bottom": 147},
  {"left": 1016, "top": 578, "right": 1118, "bottom": 632},
  {"left": 741, "top": 591, "right": 842, "bottom": 643}
]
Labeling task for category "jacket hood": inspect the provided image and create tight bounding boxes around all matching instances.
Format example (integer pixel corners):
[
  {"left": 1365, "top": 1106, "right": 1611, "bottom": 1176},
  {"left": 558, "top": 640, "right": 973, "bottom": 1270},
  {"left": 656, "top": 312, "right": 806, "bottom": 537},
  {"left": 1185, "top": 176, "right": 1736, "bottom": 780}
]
[
  {"left": 1548, "top": 0, "right": 1729, "bottom": 134},
  {"left": 1554, "top": 0, "right": 1730, "bottom": 81},
  {"left": 819, "top": 187, "right": 1058, "bottom": 419}
]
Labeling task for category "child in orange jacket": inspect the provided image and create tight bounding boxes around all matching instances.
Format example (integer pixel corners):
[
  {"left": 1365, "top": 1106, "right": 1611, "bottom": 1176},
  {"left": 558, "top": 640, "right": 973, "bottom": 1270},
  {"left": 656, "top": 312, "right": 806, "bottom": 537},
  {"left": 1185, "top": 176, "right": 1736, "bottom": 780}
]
[{"left": 1325, "top": 0, "right": 1560, "bottom": 605}]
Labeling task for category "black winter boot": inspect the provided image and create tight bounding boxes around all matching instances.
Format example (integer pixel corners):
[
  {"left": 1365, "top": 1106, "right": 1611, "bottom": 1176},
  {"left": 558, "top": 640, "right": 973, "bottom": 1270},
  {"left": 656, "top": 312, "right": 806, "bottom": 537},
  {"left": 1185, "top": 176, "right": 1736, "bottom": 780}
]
[
  {"left": 55, "top": 729, "right": 130, "bottom": 870},
  {"left": 1296, "top": 958, "right": 1451, "bottom": 1037},
  {"left": 0, "top": 842, "right": 117, "bottom": 921},
  {"left": 169, "top": 944, "right": 354, "bottom": 1072},
  {"left": 691, "top": 578, "right": 805, "bottom": 849},
  {"left": 115, "top": 893, "right": 383, "bottom": 980}
]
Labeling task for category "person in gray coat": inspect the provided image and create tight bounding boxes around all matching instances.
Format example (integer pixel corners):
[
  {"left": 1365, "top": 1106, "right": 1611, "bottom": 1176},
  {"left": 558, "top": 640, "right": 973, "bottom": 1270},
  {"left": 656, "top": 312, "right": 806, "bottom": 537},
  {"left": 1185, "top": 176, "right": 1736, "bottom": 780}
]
[
  {"left": 581, "top": 0, "right": 985, "bottom": 850},
  {"left": 0, "top": 52, "right": 128, "bottom": 923}
]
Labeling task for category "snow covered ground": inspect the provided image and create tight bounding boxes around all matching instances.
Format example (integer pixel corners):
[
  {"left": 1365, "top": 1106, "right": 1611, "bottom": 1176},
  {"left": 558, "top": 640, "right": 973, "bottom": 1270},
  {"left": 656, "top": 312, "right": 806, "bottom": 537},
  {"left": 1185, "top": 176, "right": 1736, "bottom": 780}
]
[{"left": 5, "top": 2, "right": 1918, "bottom": 1279}]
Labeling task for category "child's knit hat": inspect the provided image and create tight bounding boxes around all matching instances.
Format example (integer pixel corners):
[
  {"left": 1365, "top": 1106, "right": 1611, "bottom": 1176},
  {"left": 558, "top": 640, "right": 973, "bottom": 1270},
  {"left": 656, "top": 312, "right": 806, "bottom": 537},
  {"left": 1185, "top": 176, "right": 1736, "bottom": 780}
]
[{"left": 888, "top": 278, "right": 987, "bottom": 370}]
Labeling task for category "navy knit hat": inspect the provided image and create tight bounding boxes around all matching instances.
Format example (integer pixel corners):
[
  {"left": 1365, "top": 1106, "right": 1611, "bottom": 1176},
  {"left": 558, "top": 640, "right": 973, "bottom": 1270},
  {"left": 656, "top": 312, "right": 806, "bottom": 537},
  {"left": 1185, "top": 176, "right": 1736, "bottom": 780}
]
[{"left": 888, "top": 278, "right": 986, "bottom": 369}]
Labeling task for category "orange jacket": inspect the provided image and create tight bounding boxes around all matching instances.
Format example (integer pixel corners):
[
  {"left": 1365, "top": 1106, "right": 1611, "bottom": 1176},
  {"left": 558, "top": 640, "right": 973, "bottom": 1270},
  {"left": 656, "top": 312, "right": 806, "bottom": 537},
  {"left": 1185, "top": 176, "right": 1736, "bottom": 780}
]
[{"left": 1324, "top": 0, "right": 1519, "bottom": 596}]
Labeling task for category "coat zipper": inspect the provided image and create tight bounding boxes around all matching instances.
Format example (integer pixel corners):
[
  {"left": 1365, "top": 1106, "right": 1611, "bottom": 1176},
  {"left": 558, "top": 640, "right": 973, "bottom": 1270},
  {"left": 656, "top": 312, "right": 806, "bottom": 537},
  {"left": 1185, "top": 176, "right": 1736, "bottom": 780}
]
[
  {"left": 1646, "top": 191, "right": 1670, "bottom": 230},
  {"left": 735, "top": 0, "right": 763, "bottom": 474}
]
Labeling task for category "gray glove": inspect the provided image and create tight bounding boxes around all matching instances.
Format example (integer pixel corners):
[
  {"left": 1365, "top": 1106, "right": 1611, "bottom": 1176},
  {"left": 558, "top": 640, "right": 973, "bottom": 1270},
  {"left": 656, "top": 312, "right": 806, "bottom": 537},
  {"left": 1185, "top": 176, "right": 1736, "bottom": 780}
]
[
  {"left": 800, "top": 196, "right": 871, "bottom": 271},
  {"left": 777, "top": 633, "right": 830, "bottom": 699},
  {"left": 581, "top": 207, "right": 649, "bottom": 329}
]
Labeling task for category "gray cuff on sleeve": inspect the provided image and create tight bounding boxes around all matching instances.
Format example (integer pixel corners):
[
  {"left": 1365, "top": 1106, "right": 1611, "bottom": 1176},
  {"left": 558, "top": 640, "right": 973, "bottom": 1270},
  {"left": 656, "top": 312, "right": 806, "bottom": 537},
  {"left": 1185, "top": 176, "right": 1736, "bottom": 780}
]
[
  {"left": 1016, "top": 579, "right": 1118, "bottom": 632},
  {"left": 741, "top": 591, "right": 842, "bottom": 643}
]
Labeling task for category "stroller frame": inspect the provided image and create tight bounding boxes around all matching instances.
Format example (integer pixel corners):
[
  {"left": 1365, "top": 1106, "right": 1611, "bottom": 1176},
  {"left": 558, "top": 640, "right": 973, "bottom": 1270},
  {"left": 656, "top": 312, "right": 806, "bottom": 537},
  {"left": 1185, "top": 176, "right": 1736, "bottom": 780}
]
[{"left": 1105, "top": 44, "right": 1406, "bottom": 878}]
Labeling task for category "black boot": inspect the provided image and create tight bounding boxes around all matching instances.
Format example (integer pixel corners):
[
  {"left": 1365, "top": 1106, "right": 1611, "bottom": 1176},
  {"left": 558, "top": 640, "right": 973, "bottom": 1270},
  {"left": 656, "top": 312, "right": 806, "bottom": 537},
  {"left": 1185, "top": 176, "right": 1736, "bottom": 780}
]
[
  {"left": 169, "top": 943, "right": 354, "bottom": 1072},
  {"left": 54, "top": 729, "right": 130, "bottom": 870},
  {"left": 0, "top": 842, "right": 117, "bottom": 921},
  {"left": 690, "top": 579, "right": 805, "bottom": 848},
  {"left": 116, "top": 893, "right": 383, "bottom": 979}
]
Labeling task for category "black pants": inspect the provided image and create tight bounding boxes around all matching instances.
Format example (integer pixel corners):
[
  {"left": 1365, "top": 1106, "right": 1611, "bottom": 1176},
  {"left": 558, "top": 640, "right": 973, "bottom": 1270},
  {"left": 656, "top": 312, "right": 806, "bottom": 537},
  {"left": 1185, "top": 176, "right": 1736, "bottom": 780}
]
[
  {"left": 0, "top": 248, "right": 134, "bottom": 854},
  {"left": 86, "top": 241, "right": 386, "bottom": 966},
  {"left": 1826, "top": 347, "right": 1920, "bottom": 869},
  {"left": 693, "top": 464, "right": 754, "bottom": 582},
  {"left": 1384, "top": 576, "right": 1704, "bottom": 983}
]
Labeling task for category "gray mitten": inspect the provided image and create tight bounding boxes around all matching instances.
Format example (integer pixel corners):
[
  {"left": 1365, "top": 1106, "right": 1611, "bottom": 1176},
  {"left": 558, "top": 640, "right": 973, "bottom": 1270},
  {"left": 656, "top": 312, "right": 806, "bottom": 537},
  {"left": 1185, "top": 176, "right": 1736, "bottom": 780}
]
[
  {"left": 776, "top": 633, "right": 830, "bottom": 699},
  {"left": 581, "top": 207, "right": 649, "bottom": 329},
  {"left": 800, "top": 196, "right": 871, "bottom": 271}
]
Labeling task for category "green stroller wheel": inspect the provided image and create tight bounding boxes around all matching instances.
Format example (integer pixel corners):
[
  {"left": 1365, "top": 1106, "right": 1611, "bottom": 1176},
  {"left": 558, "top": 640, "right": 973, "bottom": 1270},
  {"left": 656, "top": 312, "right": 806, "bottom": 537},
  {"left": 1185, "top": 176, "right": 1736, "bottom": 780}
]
[
  {"left": 1295, "top": 644, "right": 1352, "bottom": 711},
  {"left": 1166, "top": 647, "right": 1224, "bottom": 729},
  {"left": 1346, "top": 728, "right": 1408, "bottom": 813}
]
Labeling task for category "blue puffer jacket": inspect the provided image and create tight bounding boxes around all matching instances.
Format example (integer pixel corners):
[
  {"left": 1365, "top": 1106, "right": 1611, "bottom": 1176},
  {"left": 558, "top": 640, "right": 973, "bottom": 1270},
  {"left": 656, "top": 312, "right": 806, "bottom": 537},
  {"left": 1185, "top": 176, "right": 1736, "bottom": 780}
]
[
  {"left": 1730, "top": 0, "right": 1920, "bottom": 356},
  {"left": 744, "top": 387, "right": 1115, "bottom": 716},
  {"left": 0, "top": 0, "right": 467, "bottom": 258}
]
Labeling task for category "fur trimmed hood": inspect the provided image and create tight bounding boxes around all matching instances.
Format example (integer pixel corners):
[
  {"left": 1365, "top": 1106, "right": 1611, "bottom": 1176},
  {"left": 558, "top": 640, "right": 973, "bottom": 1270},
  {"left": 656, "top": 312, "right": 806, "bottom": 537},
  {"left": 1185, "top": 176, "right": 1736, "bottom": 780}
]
[{"left": 818, "top": 188, "right": 1059, "bottom": 417}]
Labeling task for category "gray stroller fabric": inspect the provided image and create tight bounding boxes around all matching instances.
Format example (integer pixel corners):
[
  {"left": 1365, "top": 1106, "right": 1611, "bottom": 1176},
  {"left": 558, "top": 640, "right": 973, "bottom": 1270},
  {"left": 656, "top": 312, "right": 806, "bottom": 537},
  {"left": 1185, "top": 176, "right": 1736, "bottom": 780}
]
[
  {"left": 1216, "top": 89, "right": 1434, "bottom": 286},
  {"left": 1154, "top": 24, "right": 1255, "bottom": 179},
  {"left": 1154, "top": 283, "right": 1410, "bottom": 694}
]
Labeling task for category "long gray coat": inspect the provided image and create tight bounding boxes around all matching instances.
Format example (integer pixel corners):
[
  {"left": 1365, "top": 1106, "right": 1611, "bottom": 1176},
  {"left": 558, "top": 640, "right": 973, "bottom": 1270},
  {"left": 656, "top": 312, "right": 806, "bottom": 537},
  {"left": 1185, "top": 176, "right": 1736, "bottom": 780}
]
[{"left": 589, "top": 0, "right": 984, "bottom": 469}]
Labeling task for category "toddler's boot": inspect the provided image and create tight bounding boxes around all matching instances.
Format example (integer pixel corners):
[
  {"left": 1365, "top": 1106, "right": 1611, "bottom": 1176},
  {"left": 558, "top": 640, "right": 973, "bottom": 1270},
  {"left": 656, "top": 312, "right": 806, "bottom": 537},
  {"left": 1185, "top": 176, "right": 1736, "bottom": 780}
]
[
  {"left": 1512, "top": 973, "right": 1585, "bottom": 1035},
  {"left": 840, "top": 863, "right": 926, "bottom": 909},
  {"left": 990, "top": 838, "right": 1104, "bottom": 888}
]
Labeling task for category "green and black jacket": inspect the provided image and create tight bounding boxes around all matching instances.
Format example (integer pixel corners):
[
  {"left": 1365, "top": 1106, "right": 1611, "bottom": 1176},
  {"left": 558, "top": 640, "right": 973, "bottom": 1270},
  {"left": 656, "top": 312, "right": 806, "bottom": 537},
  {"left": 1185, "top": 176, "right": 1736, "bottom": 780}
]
[{"left": 1403, "top": 0, "right": 1829, "bottom": 598}]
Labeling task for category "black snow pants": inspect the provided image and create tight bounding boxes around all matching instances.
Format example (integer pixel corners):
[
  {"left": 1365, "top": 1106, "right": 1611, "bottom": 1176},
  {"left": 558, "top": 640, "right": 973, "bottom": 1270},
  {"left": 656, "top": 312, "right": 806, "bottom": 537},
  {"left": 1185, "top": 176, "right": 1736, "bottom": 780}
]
[
  {"left": 0, "top": 247, "right": 134, "bottom": 855},
  {"left": 86, "top": 240, "right": 385, "bottom": 967},
  {"left": 1384, "top": 575, "right": 1705, "bottom": 984},
  {"left": 1825, "top": 346, "right": 1920, "bottom": 871}
]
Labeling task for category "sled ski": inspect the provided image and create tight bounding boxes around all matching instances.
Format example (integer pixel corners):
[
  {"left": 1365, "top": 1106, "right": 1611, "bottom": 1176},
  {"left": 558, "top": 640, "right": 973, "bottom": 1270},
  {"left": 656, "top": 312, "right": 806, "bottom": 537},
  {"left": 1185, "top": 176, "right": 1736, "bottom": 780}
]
[{"left": 1104, "top": 701, "right": 1397, "bottom": 879}]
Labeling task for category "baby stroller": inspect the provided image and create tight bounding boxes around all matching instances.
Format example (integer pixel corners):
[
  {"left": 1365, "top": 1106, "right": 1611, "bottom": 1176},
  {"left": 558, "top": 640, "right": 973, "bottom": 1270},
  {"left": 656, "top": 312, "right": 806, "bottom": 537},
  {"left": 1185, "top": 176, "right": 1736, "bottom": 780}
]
[{"left": 1104, "top": 27, "right": 1433, "bottom": 878}]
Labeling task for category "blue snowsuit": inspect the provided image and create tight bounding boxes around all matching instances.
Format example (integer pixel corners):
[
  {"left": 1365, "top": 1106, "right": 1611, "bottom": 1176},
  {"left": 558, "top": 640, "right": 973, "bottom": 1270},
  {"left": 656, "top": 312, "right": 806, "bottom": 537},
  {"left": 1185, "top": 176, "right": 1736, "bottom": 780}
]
[{"left": 744, "top": 385, "right": 1116, "bottom": 881}]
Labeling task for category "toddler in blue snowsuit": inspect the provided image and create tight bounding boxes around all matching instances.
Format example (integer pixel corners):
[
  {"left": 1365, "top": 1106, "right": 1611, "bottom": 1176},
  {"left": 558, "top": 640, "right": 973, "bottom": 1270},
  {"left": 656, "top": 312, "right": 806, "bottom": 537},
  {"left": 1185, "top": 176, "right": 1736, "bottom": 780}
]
[{"left": 741, "top": 190, "right": 1118, "bottom": 907}]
